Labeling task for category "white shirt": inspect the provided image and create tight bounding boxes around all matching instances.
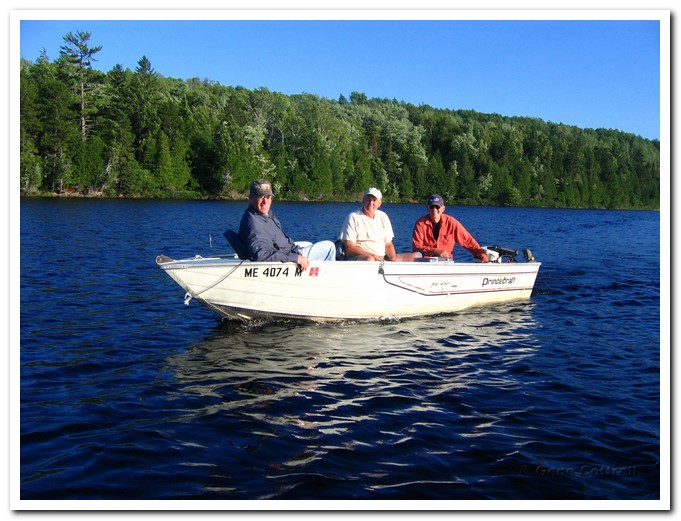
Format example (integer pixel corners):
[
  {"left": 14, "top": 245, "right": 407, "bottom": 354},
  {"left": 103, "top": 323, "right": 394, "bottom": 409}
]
[{"left": 340, "top": 209, "right": 394, "bottom": 257}]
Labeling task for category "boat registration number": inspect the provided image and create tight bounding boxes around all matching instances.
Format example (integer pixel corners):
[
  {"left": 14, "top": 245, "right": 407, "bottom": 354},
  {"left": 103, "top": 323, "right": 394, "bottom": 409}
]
[{"left": 244, "top": 266, "right": 303, "bottom": 278}]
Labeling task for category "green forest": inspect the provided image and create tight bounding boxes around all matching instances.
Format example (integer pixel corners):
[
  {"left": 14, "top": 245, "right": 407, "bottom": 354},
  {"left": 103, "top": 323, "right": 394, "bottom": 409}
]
[{"left": 20, "top": 31, "right": 660, "bottom": 209}]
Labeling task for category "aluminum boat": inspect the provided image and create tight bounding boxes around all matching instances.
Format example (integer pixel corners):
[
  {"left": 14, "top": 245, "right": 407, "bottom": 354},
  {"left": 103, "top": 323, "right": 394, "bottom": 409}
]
[{"left": 156, "top": 244, "right": 540, "bottom": 322}]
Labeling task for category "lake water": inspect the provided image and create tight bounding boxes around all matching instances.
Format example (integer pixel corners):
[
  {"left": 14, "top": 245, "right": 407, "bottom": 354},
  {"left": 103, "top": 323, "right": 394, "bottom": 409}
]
[{"left": 16, "top": 198, "right": 665, "bottom": 507}]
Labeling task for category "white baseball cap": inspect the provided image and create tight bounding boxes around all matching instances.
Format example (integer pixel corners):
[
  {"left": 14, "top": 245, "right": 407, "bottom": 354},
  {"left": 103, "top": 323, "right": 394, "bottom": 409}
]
[{"left": 364, "top": 187, "right": 382, "bottom": 200}]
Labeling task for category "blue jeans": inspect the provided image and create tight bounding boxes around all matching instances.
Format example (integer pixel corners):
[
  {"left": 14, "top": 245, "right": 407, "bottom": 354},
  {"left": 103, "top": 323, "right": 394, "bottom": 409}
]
[{"left": 295, "top": 241, "right": 337, "bottom": 261}]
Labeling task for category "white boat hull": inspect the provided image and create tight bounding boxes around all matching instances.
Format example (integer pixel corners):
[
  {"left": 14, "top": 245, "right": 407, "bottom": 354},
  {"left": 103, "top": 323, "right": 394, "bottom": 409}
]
[{"left": 156, "top": 255, "right": 541, "bottom": 322}]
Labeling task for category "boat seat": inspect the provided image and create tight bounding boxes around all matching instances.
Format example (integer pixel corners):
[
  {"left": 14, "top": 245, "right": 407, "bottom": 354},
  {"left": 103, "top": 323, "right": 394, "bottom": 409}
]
[{"left": 223, "top": 230, "right": 251, "bottom": 260}]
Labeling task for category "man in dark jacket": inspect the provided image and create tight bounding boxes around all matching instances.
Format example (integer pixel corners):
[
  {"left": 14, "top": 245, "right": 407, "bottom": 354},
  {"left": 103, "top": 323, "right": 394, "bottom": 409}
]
[{"left": 239, "top": 179, "right": 336, "bottom": 271}]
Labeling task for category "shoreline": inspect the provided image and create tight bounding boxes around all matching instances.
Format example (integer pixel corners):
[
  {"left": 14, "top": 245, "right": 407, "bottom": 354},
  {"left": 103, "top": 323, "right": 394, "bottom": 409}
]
[{"left": 18, "top": 192, "right": 660, "bottom": 211}]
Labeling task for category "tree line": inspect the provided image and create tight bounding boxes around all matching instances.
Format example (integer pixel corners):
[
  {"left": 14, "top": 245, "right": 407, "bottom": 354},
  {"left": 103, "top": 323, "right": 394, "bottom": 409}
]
[{"left": 20, "top": 31, "right": 660, "bottom": 209}]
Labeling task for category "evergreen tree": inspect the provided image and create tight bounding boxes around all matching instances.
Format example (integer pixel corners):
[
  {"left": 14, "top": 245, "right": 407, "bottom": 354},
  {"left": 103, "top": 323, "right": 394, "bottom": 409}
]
[
  {"left": 32, "top": 55, "right": 80, "bottom": 192},
  {"left": 130, "top": 56, "right": 161, "bottom": 169},
  {"left": 58, "top": 31, "right": 103, "bottom": 140},
  {"left": 71, "top": 135, "right": 106, "bottom": 192}
]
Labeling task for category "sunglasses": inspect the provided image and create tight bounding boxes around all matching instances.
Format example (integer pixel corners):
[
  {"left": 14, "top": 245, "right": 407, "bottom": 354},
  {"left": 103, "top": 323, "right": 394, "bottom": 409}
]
[{"left": 429, "top": 205, "right": 441, "bottom": 210}]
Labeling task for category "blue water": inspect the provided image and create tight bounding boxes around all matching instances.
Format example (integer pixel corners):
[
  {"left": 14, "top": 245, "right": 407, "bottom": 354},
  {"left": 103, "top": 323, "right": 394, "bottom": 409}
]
[{"left": 18, "top": 199, "right": 662, "bottom": 503}]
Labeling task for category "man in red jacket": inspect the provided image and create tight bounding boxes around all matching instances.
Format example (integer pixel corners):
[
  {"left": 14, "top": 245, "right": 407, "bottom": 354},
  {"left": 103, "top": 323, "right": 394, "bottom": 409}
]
[{"left": 412, "top": 194, "right": 489, "bottom": 262}]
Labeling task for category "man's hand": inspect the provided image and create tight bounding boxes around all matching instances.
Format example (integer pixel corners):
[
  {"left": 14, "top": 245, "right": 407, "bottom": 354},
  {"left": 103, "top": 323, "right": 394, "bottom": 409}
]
[{"left": 297, "top": 255, "right": 310, "bottom": 271}]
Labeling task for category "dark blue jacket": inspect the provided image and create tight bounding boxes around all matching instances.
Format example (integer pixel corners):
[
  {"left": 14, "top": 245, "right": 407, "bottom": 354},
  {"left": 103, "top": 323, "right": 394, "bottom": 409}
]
[{"left": 239, "top": 205, "right": 301, "bottom": 262}]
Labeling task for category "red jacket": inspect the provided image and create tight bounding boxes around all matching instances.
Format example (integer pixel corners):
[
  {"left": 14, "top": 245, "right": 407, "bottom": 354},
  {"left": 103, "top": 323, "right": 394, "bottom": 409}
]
[{"left": 412, "top": 213, "right": 485, "bottom": 259}]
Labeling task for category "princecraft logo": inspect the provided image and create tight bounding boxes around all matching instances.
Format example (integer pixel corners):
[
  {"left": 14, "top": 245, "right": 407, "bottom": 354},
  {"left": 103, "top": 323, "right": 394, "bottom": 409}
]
[{"left": 482, "top": 276, "right": 516, "bottom": 287}]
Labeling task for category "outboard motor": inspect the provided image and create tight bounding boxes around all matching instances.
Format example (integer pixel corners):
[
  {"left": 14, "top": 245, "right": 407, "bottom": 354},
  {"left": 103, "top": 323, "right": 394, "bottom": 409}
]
[
  {"left": 485, "top": 245, "right": 519, "bottom": 263},
  {"left": 484, "top": 248, "right": 500, "bottom": 263}
]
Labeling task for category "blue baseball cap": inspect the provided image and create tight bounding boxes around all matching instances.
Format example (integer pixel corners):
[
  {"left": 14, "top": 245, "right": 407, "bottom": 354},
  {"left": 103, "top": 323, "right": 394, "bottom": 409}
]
[{"left": 428, "top": 194, "right": 445, "bottom": 207}]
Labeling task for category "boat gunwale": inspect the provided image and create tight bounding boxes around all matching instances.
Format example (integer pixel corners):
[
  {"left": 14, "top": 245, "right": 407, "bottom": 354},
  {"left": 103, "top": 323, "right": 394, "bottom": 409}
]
[{"left": 157, "top": 254, "right": 541, "bottom": 271}]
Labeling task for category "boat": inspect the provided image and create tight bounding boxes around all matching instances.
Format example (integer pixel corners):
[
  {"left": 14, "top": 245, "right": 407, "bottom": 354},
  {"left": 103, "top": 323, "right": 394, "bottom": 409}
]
[{"left": 156, "top": 241, "right": 541, "bottom": 322}]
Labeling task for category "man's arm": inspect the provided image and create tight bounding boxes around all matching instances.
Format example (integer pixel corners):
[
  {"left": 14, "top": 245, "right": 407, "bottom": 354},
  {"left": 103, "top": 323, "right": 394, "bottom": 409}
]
[
  {"left": 384, "top": 242, "right": 398, "bottom": 261},
  {"left": 452, "top": 221, "right": 489, "bottom": 262},
  {"left": 242, "top": 213, "right": 299, "bottom": 263}
]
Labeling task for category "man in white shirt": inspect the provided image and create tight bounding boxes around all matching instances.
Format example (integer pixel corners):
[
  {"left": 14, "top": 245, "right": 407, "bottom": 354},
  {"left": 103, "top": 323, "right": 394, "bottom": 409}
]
[{"left": 340, "top": 187, "right": 421, "bottom": 261}]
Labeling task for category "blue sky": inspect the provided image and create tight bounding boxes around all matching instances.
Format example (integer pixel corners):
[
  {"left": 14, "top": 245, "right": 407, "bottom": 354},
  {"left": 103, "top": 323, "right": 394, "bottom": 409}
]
[{"left": 18, "top": 13, "right": 665, "bottom": 140}]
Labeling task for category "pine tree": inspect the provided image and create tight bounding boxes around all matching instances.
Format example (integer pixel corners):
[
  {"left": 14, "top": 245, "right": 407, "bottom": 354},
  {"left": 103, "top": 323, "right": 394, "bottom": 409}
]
[{"left": 58, "top": 31, "right": 103, "bottom": 140}]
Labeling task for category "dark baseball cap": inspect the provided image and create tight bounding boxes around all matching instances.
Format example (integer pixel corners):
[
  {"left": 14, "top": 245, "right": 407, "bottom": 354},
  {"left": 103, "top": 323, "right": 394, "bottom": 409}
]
[
  {"left": 428, "top": 194, "right": 445, "bottom": 207},
  {"left": 250, "top": 179, "right": 274, "bottom": 197}
]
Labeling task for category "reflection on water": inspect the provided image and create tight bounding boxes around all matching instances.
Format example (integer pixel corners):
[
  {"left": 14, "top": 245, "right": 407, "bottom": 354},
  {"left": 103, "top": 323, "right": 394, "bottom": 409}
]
[
  {"left": 168, "top": 302, "right": 540, "bottom": 399},
  {"left": 166, "top": 305, "right": 539, "bottom": 437},
  {"left": 159, "top": 304, "right": 549, "bottom": 499}
]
